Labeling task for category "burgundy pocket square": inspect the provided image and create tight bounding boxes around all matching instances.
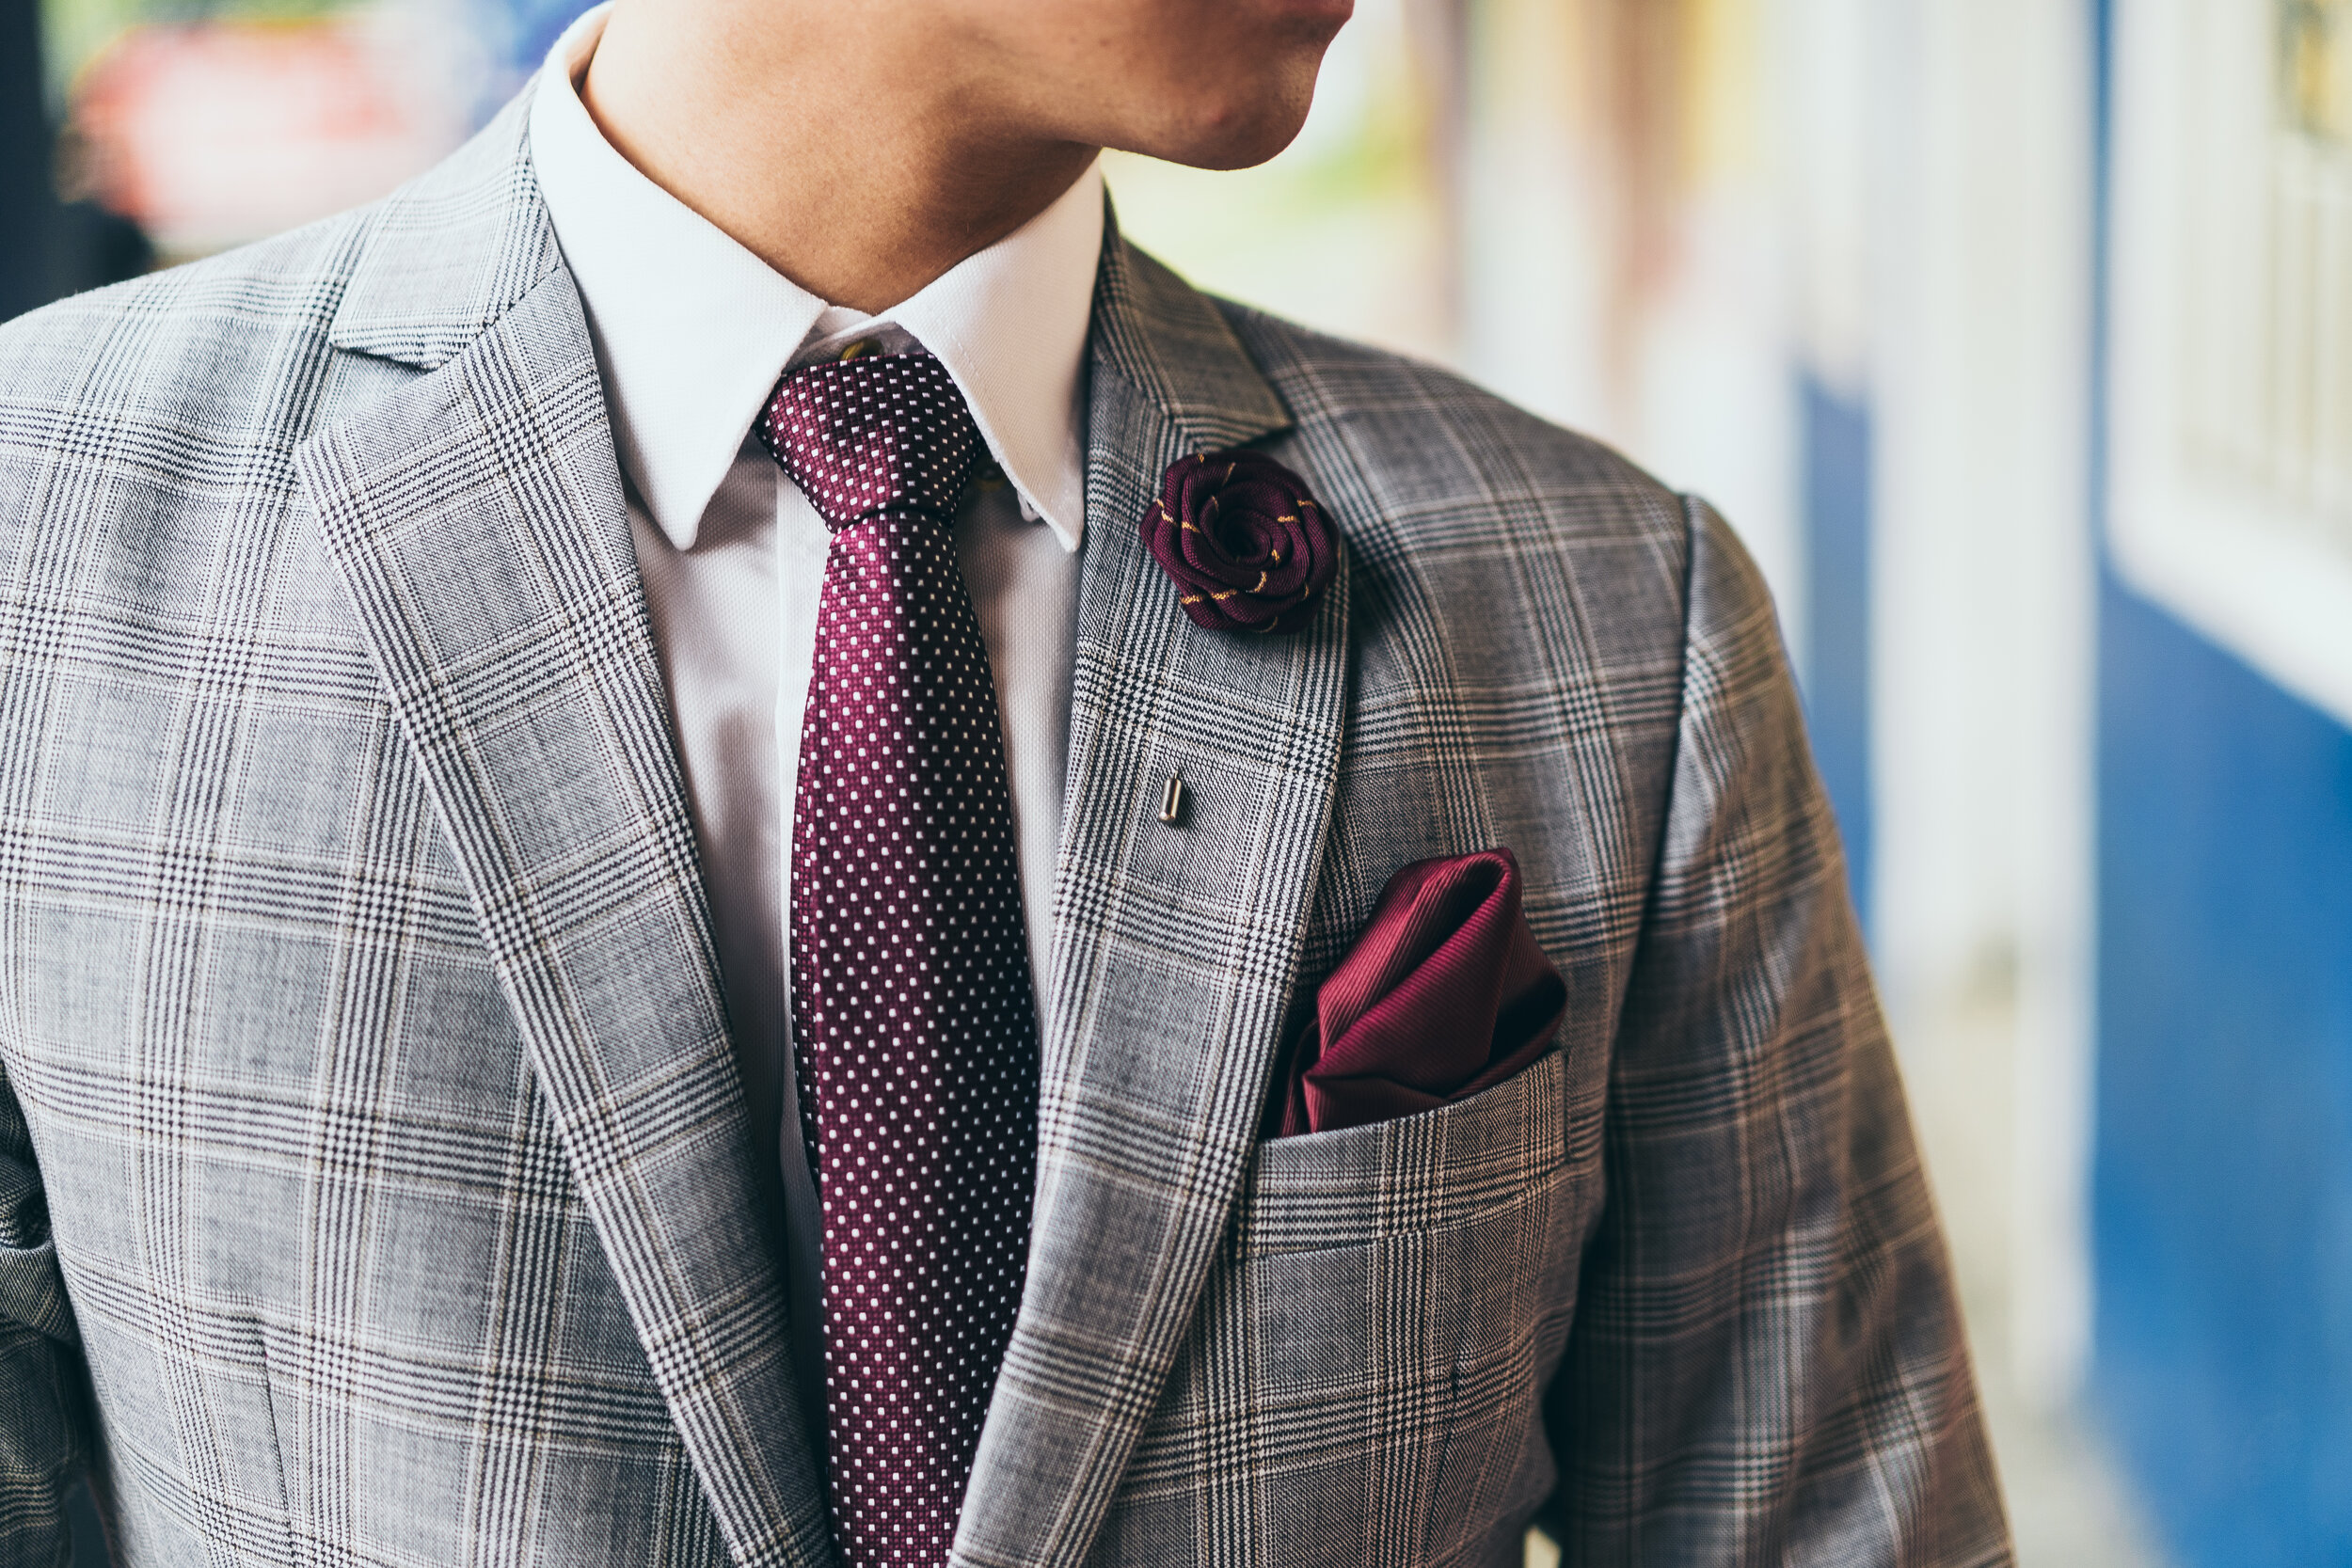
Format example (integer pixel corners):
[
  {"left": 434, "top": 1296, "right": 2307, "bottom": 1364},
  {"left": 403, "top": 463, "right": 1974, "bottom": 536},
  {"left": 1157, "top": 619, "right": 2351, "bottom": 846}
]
[{"left": 1274, "top": 847, "right": 1566, "bottom": 1138}]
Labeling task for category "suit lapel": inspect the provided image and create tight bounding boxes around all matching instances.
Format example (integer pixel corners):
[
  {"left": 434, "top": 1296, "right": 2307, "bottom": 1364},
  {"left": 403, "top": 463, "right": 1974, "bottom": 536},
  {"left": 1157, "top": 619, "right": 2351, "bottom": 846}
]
[
  {"left": 956, "top": 235, "right": 1349, "bottom": 1566},
  {"left": 295, "top": 114, "right": 834, "bottom": 1568}
]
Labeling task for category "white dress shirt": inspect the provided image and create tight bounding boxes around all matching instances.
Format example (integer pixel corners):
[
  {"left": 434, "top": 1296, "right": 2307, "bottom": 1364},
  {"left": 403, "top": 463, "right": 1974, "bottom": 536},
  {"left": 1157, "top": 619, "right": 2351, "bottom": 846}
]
[{"left": 529, "top": 4, "right": 1102, "bottom": 1428}]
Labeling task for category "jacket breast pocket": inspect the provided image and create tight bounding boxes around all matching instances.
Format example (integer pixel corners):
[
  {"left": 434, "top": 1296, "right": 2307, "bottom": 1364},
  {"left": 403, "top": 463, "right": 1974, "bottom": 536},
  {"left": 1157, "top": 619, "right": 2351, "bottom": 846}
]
[{"left": 1104, "top": 1050, "right": 1603, "bottom": 1568}]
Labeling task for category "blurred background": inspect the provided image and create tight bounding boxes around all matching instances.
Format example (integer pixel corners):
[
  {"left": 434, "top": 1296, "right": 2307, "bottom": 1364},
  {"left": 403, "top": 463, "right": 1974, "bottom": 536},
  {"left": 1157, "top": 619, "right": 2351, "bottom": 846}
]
[{"left": 7, "top": 0, "right": 2349, "bottom": 1562}]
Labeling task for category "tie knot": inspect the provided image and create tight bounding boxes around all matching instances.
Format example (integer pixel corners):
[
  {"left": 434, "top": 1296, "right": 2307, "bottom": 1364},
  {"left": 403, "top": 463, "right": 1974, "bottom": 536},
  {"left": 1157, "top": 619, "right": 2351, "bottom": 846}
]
[{"left": 757, "top": 354, "right": 984, "bottom": 533}]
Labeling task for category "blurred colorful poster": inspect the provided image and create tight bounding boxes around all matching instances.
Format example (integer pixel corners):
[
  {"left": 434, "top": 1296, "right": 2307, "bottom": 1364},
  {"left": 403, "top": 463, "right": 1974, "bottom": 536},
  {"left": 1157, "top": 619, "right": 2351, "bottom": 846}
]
[{"left": 45, "top": 0, "right": 591, "bottom": 260}]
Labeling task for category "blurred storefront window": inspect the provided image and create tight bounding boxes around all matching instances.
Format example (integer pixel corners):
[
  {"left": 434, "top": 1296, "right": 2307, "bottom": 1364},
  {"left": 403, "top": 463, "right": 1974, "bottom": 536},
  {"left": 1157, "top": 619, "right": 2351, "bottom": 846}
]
[
  {"left": 2177, "top": 0, "right": 2351, "bottom": 541},
  {"left": 2113, "top": 0, "right": 2352, "bottom": 725}
]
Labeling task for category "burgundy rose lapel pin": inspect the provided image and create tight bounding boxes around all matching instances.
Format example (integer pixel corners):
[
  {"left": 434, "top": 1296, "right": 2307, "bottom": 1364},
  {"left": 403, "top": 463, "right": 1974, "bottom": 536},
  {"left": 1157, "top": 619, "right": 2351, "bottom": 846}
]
[{"left": 1142, "top": 450, "right": 1337, "bottom": 635}]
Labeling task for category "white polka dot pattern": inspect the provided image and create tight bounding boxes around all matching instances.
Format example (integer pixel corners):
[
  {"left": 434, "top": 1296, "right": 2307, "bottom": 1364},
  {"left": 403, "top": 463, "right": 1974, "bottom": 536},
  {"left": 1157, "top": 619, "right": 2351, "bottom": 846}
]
[{"left": 758, "top": 354, "right": 1040, "bottom": 1568}]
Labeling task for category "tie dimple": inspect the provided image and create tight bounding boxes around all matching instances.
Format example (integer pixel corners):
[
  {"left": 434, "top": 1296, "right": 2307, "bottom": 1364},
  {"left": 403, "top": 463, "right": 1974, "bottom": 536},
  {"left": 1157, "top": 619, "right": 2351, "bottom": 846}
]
[{"left": 759, "top": 353, "right": 1039, "bottom": 1568}]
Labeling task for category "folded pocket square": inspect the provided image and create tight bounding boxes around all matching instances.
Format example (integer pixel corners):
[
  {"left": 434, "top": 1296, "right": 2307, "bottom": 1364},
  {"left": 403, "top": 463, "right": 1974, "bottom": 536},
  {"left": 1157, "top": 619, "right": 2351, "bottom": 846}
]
[{"left": 1274, "top": 847, "right": 1566, "bottom": 1137}]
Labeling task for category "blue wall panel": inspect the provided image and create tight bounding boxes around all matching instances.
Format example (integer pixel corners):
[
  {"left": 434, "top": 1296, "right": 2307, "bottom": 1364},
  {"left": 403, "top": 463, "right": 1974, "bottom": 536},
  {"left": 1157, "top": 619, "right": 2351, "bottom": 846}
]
[
  {"left": 1798, "top": 372, "right": 1873, "bottom": 938},
  {"left": 2093, "top": 576, "right": 2352, "bottom": 1568}
]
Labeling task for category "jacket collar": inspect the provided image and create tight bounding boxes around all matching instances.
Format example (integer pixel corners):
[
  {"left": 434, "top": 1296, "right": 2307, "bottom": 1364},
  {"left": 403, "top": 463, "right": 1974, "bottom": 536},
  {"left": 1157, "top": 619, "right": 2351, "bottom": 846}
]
[{"left": 326, "top": 90, "right": 564, "bottom": 372}]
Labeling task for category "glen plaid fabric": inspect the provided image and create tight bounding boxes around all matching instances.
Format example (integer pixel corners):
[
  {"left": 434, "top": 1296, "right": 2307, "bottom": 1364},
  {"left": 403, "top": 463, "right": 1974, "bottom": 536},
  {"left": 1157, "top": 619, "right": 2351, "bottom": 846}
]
[
  {"left": 0, "top": 82, "right": 2011, "bottom": 1568},
  {"left": 760, "top": 355, "right": 1040, "bottom": 1564}
]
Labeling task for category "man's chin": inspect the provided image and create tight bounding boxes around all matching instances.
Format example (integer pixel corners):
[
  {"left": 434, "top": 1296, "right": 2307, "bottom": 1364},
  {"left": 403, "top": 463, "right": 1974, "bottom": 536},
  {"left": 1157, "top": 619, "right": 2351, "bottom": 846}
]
[{"left": 1121, "top": 89, "right": 1320, "bottom": 173}]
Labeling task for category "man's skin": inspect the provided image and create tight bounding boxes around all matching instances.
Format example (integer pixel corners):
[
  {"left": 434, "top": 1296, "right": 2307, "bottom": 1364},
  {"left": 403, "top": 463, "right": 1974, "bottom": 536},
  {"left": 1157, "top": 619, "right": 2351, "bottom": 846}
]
[{"left": 579, "top": 0, "right": 1355, "bottom": 312}]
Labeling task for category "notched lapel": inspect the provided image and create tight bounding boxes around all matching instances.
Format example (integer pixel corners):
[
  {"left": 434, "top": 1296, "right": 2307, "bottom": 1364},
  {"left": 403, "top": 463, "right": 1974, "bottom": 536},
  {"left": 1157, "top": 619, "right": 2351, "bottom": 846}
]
[
  {"left": 296, "top": 265, "right": 834, "bottom": 1568},
  {"left": 955, "top": 236, "right": 1348, "bottom": 1568}
]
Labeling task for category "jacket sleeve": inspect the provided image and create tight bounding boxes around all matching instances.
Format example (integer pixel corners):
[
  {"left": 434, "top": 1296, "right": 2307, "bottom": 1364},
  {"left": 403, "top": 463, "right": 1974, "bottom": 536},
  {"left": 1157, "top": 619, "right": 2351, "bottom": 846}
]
[
  {"left": 1540, "top": 498, "right": 2011, "bottom": 1565},
  {"left": 0, "top": 1051, "right": 87, "bottom": 1568}
]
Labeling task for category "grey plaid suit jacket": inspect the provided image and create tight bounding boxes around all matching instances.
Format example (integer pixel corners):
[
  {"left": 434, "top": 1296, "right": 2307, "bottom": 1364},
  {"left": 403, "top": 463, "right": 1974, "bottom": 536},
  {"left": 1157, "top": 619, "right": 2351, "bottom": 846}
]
[{"left": 0, "top": 91, "right": 2010, "bottom": 1568}]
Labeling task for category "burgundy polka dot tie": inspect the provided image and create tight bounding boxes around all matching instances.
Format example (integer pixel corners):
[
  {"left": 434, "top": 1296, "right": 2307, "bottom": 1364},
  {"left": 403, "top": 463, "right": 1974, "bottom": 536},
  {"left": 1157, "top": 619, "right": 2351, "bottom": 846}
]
[{"left": 757, "top": 352, "right": 1040, "bottom": 1567}]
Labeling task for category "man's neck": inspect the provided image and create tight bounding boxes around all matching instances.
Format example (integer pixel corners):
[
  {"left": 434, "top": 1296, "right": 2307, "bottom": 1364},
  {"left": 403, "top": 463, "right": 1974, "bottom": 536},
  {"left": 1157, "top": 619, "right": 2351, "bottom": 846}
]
[{"left": 579, "top": 0, "right": 1100, "bottom": 314}]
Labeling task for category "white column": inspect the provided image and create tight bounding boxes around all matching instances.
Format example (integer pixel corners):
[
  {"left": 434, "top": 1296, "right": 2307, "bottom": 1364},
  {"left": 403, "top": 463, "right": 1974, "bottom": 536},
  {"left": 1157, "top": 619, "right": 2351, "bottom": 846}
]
[{"left": 1868, "top": 0, "right": 2095, "bottom": 1404}]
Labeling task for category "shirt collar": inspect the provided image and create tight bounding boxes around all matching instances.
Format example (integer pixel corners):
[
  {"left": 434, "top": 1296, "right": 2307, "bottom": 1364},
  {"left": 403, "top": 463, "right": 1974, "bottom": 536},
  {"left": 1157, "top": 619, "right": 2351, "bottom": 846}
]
[{"left": 528, "top": 4, "right": 1103, "bottom": 552}]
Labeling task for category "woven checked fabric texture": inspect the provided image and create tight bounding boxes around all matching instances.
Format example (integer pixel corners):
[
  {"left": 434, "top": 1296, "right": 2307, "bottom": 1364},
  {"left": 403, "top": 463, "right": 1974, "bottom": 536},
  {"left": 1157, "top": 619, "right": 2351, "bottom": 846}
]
[
  {"left": 0, "top": 87, "right": 2009, "bottom": 1568},
  {"left": 759, "top": 354, "right": 1041, "bottom": 1568}
]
